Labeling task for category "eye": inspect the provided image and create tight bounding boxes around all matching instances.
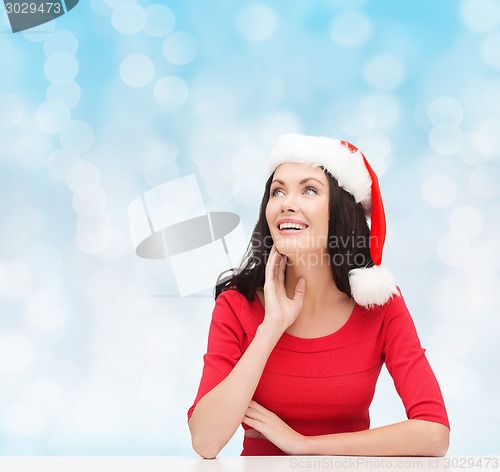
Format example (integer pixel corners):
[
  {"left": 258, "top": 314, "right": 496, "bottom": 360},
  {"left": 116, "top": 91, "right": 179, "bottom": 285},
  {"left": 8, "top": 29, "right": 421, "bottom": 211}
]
[
  {"left": 271, "top": 188, "right": 284, "bottom": 197},
  {"left": 304, "top": 187, "right": 318, "bottom": 195}
]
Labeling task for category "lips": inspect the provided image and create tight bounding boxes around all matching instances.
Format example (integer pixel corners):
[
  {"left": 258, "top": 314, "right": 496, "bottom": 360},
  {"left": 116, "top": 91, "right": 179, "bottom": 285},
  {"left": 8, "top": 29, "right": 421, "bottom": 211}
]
[{"left": 277, "top": 219, "right": 309, "bottom": 232}]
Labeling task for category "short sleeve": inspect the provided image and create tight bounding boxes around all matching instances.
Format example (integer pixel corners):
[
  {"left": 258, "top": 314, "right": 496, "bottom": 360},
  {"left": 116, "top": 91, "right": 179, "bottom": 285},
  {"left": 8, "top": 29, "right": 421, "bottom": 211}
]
[
  {"left": 382, "top": 292, "right": 450, "bottom": 429},
  {"left": 187, "top": 290, "right": 246, "bottom": 420}
]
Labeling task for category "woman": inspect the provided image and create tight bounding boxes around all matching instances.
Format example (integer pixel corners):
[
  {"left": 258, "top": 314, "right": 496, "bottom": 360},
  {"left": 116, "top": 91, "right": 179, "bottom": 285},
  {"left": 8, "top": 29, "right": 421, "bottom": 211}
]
[{"left": 187, "top": 134, "right": 450, "bottom": 458}]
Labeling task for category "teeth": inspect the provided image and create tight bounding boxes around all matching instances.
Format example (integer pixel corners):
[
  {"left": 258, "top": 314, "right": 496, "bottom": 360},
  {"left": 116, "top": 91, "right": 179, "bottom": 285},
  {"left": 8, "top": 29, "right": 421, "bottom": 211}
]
[{"left": 279, "top": 222, "right": 307, "bottom": 230}]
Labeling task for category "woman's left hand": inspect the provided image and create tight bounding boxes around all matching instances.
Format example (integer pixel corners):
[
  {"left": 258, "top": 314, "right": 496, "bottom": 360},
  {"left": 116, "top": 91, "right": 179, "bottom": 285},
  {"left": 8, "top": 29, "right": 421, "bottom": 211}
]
[{"left": 243, "top": 401, "right": 307, "bottom": 455}]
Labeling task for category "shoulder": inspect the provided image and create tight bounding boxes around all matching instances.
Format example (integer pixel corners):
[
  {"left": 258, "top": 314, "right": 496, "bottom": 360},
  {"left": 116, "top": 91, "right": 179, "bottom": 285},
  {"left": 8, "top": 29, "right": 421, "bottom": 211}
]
[
  {"left": 214, "top": 289, "right": 264, "bottom": 336},
  {"left": 381, "top": 287, "right": 413, "bottom": 322},
  {"left": 352, "top": 287, "right": 413, "bottom": 334},
  {"left": 359, "top": 287, "right": 409, "bottom": 318},
  {"left": 365, "top": 288, "right": 424, "bottom": 348},
  {"left": 215, "top": 288, "right": 244, "bottom": 310}
]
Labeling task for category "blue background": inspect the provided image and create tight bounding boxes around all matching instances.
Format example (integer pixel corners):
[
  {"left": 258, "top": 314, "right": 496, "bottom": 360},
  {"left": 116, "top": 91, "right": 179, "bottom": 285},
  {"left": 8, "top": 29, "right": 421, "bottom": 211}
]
[{"left": 1, "top": 0, "right": 499, "bottom": 456}]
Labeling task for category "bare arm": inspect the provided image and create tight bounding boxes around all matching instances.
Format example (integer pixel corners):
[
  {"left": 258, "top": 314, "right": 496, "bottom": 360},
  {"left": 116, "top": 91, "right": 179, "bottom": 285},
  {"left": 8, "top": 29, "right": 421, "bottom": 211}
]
[
  {"left": 244, "top": 401, "right": 449, "bottom": 457},
  {"left": 189, "top": 247, "right": 305, "bottom": 459},
  {"left": 189, "top": 324, "right": 281, "bottom": 459},
  {"left": 302, "top": 419, "right": 450, "bottom": 456}
]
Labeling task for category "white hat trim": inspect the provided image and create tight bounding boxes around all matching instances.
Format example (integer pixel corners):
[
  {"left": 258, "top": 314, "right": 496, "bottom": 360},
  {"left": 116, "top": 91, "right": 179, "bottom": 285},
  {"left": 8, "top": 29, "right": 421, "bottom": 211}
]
[{"left": 270, "top": 133, "right": 372, "bottom": 207}]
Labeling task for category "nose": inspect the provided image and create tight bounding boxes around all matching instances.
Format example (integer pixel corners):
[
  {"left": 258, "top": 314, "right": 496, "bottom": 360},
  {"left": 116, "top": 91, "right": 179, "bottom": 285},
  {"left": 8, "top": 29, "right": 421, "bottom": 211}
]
[{"left": 281, "top": 194, "right": 297, "bottom": 213}]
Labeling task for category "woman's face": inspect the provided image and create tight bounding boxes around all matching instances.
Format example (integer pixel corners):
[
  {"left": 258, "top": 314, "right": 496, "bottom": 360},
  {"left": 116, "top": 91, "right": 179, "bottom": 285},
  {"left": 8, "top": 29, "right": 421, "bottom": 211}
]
[{"left": 265, "top": 163, "right": 330, "bottom": 258}]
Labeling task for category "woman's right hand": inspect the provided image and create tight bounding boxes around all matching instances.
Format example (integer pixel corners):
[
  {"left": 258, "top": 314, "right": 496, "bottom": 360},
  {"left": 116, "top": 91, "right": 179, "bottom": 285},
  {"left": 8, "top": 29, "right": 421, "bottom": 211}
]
[{"left": 261, "top": 246, "right": 306, "bottom": 334}]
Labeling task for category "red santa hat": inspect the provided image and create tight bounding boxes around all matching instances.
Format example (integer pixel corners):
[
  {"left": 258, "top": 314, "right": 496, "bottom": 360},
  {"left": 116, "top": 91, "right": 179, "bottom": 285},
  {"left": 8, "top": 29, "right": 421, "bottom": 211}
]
[{"left": 269, "top": 133, "right": 399, "bottom": 308}]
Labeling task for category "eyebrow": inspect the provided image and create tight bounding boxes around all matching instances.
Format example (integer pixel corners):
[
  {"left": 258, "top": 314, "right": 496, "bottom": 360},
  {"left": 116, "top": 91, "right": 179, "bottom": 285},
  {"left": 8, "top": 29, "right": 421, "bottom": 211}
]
[{"left": 271, "top": 177, "right": 325, "bottom": 187}]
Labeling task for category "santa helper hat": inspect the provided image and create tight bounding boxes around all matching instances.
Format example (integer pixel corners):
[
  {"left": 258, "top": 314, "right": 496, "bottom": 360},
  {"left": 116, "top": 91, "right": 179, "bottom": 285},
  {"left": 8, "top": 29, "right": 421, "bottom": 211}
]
[{"left": 269, "top": 133, "right": 399, "bottom": 308}]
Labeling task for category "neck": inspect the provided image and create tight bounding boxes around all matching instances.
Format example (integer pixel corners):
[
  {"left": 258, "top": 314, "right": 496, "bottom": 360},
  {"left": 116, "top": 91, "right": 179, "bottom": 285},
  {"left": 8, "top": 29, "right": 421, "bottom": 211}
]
[{"left": 284, "top": 250, "right": 350, "bottom": 314}]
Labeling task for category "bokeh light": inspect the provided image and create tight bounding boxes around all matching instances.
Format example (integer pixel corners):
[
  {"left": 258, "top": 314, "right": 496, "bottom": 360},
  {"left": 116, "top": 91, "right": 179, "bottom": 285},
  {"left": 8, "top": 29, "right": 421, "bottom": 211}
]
[
  {"left": 427, "top": 96, "right": 463, "bottom": 125},
  {"left": 236, "top": 3, "right": 278, "bottom": 43},
  {"left": 111, "top": 2, "right": 146, "bottom": 35},
  {"left": 465, "top": 242, "right": 500, "bottom": 279},
  {"left": 469, "top": 165, "right": 500, "bottom": 198},
  {"left": 46, "top": 81, "right": 82, "bottom": 109},
  {"left": 231, "top": 148, "right": 267, "bottom": 177},
  {"left": 458, "top": 132, "right": 491, "bottom": 166},
  {"left": 437, "top": 233, "right": 472, "bottom": 267},
  {"left": 480, "top": 32, "right": 500, "bottom": 69},
  {"left": 330, "top": 10, "right": 372, "bottom": 48},
  {"left": 363, "top": 54, "right": 405, "bottom": 91},
  {"left": 12, "top": 121, "right": 54, "bottom": 170},
  {"left": 154, "top": 76, "right": 189, "bottom": 109},
  {"left": 76, "top": 214, "right": 113, "bottom": 255},
  {"left": 0, "top": 262, "right": 31, "bottom": 301},
  {"left": 233, "top": 174, "right": 266, "bottom": 207},
  {"left": 356, "top": 131, "right": 391, "bottom": 176},
  {"left": 47, "top": 148, "right": 81, "bottom": 181},
  {"left": 0, "top": 334, "right": 36, "bottom": 374},
  {"left": 143, "top": 4, "right": 175, "bottom": 37},
  {"left": 428, "top": 124, "right": 464, "bottom": 156},
  {"left": 43, "top": 30, "right": 79, "bottom": 56},
  {"left": 483, "top": 78, "right": 500, "bottom": 113},
  {"left": 59, "top": 121, "right": 95, "bottom": 154},
  {"left": 142, "top": 138, "right": 180, "bottom": 186},
  {"left": 44, "top": 52, "right": 79, "bottom": 84},
  {"left": 460, "top": 0, "right": 500, "bottom": 32},
  {"left": 0, "top": 93, "right": 24, "bottom": 128},
  {"left": 90, "top": 0, "right": 112, "bottom": 16},
  {"left": 476, "top": 118, "right": 500, "bottom": 155},
  {"left": 36, "top": 101, "right": 71, "bottom": 133},
  {"left": 21, "top": 19, "right": 56, "bottom": 42},
  {"left": 120, "top": 53, "right": 155, "bottom": 87},
  {"left": 72, "top": 188, "right": 109, "bottom": 216},
  {"left": 65, "top": 161, "right": 101, "bottom": 192},
  {"left": 422, "top": 174, "right": 458, "bottom": 207},
  {"left": 449, "top": 205, "right": 484, "bottom": 239},
  {"left": 25, "top": 292, "right": 66, "bottom": 332},
  {"left": 359, "top": 94, "right": 401, "bottom": 129},
  {"left": 162, "top": 32, "right": 197, "bottom": 65}
]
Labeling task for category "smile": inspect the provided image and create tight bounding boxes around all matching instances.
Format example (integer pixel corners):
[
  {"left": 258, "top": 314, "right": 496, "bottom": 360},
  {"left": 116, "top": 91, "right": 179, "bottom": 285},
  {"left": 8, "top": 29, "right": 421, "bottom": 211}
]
[{"left": 278, "top": 222, "right": 308, "bottom": 231}]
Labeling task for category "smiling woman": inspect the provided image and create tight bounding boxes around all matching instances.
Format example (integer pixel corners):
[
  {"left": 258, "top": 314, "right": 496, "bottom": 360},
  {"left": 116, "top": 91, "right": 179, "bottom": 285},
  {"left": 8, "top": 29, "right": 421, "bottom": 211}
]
[{"left": 187, "top": 134, "right": 449, "bottom": 458}]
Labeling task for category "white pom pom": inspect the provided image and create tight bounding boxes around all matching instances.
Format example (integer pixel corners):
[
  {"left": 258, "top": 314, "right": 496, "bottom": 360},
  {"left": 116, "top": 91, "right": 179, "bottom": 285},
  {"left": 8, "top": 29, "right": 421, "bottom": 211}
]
[{"left": 348, "top": 265, "right": 399, "bottom": 308}]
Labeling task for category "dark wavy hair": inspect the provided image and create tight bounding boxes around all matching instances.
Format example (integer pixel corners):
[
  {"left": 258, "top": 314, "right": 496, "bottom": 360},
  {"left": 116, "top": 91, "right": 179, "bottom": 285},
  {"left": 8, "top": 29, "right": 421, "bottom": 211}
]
[{"left": 215, "top": 168, "right": 374, "bottom": 301}]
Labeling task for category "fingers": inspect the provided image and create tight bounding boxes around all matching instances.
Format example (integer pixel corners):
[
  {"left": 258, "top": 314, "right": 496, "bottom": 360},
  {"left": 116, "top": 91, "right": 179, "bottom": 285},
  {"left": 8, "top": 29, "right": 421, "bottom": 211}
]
[
  {"left": 264, "top": 246, "right": 278, "bottom": 286},
  {"left": 248, "top": 400, "right": 266, "bottom": 411},
  {"left": 293, "top": 277, "right": 306, "bottom": 303},
  {"left": 277, "top": 252, "right": 286, "bottom": 289},
  {"left": 243, "top": 402, "right": 271, "bottom": 437},
  {"left": 246, "top": 401, "right": 276, "bottom": 422},
  {"left": 245, "top": 401, "right": 265, "bottom": 420},
  {"left": 265, "top": 246, "right": 285, "bottom": 291}
]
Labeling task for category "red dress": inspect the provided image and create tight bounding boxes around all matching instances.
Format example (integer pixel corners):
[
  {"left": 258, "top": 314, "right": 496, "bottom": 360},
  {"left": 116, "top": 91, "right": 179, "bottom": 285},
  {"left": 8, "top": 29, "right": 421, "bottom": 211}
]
[{"left": 187, "top": 288, "right": 449, "bottom": 455}]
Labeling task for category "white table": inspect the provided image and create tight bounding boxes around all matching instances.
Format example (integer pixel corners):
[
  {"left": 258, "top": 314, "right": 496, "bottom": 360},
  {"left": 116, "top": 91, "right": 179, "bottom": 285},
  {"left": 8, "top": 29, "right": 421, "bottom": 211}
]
[{"left": 0, "top": 456, "right": 497, "bottom": 472}]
